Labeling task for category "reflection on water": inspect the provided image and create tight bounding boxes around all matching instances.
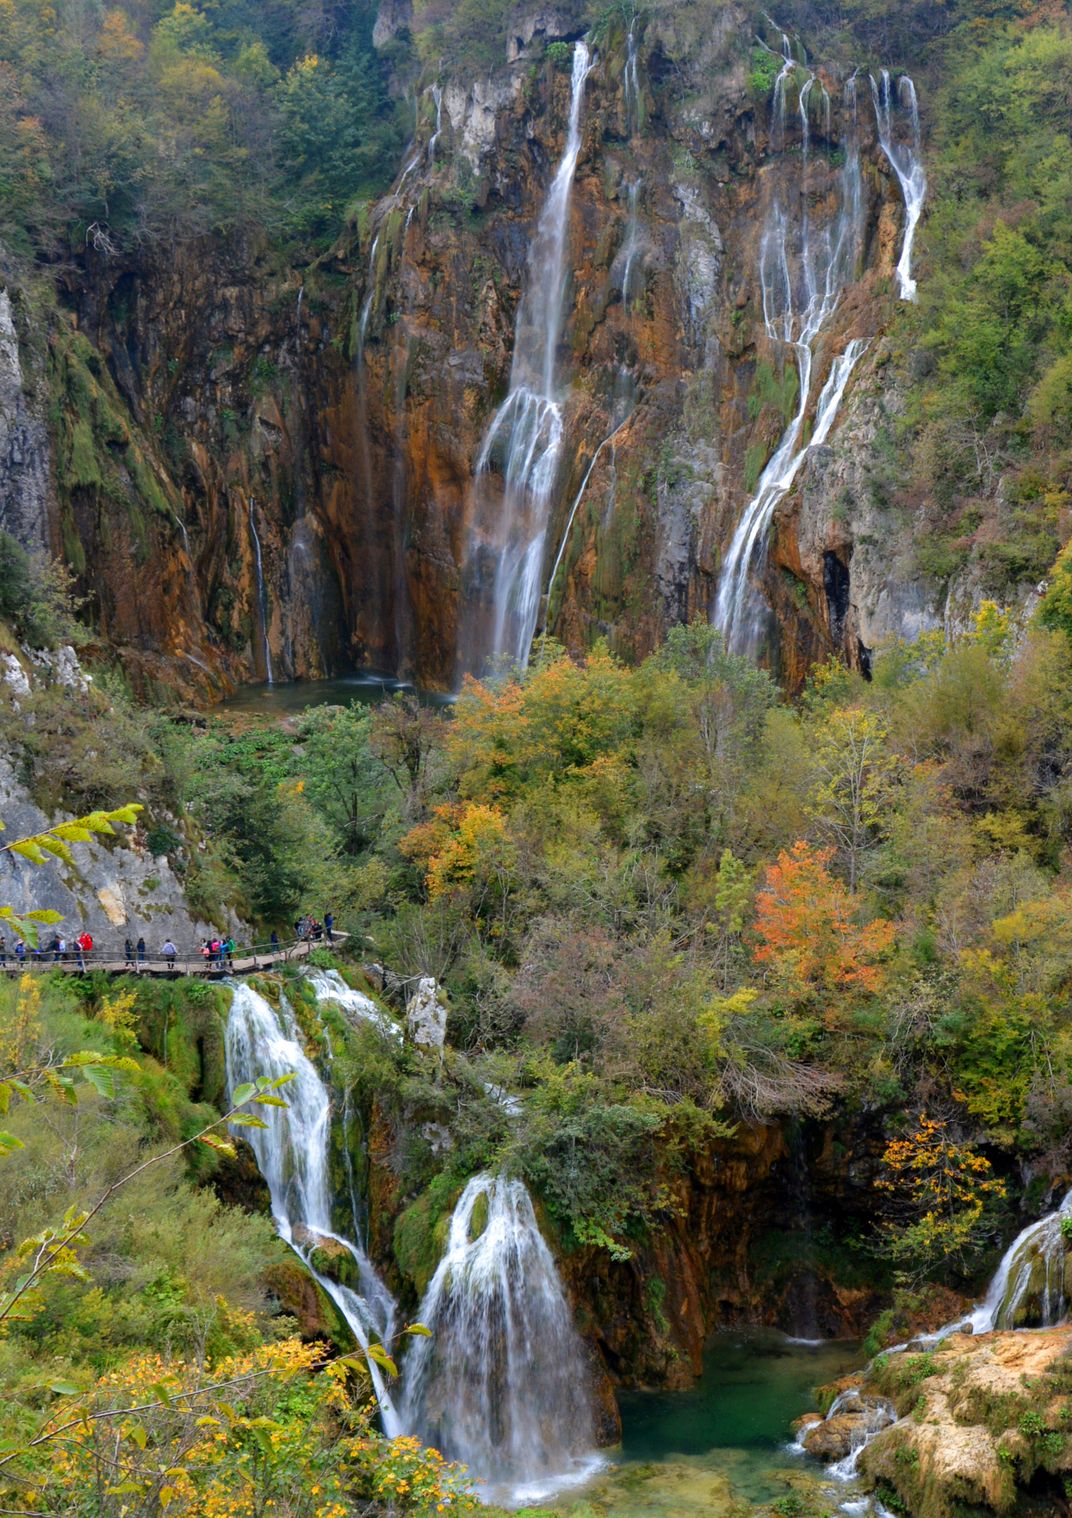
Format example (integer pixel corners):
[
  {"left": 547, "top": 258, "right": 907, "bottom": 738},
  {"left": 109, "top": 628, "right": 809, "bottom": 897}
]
[
  {"left": 534, "top": 1329, "right": 863, "bottom": 1517},
  {"left": 218, "top": 670, "right": 454, "bottom": 717}
]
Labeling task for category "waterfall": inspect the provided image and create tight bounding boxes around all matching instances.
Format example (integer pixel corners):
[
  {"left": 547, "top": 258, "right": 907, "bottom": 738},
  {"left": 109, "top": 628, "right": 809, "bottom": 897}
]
[
  {"left": 870, "top": 71, "right": 926, "bottom": 302},
  {"left": 619, "top": 179, "right": 643, "bottom": 307},
  {"left": 823, "top": 1390, "right": 897, "bottom": 1481},
  {"left": 542, "top": 367, "right": 636, "bottom": 628},
  {"left": 429, "top": 84, "right": 444, "bottom": 161},
  {"left": 225, "top": 983, "right": 402, "bottom": 1432},
  {"left": 401, "top": 1172, "right": 601, "bottom": 1504},
  {"left": 308, "top": 966, "right": 403, "bottom": 1044},
  {"left": 247, "top": 498, "right": 273, "bottom": 683},
  {"left": 457, "top": 41, "right": 592, "bottom": 678},
  {"left": 712, "top": 37, "right": 868, "bottom": 659},
  {"left": 624, "top": 16, "right": 640, "bottom": 135},
  {"left": 961, "top": 1189, "right": 1072, "bottom": 1333}
]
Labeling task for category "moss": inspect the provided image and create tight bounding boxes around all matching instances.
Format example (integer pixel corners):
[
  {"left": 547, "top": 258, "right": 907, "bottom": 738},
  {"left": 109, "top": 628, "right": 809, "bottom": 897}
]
[
  {"left": 66, "top": 418, "right": 103, "bottom": 488},
  {"left": 469, "top": 1188, "right": 489, "bottom": 1241},
  {"left": 393, "top": 1178, "right": 457, "bottom": 1297},
  {"left": 744, "top": 439, "right": 770, "bottom": 493}
]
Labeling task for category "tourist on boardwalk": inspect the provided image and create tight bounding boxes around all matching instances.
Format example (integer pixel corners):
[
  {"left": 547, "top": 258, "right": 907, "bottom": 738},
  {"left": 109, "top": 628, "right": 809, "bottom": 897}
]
[
  {"left": 124, "top": 938, "right": 135, "bottom": 968},
  {"left": 223, "top": 935, "right": 235, "bottom": 968},
  {"left": 76, "top": 930, "right": 93, "bottom": 970},
  {"left": 162, "top": 939, "right": 177, "bottom": 970},
  {"left": 324, "top": 909, "right": 334, "bottom": 942},
  {"left": 137, "top": 936, "right": 146, "bottom": 966},
  {"left": 14, "top": 940, "right": 25, "bottom": 962},
  {"left": 0, "top": 936, "right": 6, "bottom": 966},
  {"left": 270, "top": 930, "right": 279, "bottom": 952},
  {"left": 56, "top": 936, "right": 67, "bottom": 961}
]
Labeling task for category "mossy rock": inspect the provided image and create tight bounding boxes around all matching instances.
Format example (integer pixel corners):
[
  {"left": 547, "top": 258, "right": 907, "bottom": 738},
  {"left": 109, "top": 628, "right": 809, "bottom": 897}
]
[
  {"left": 264, "top": 1259, "right": 353, "bottom": 1349},
  {"left": 394, "top": 1183, "right": 456, "bottom": 1297},
  {"left": 469, "top": 1188, "right": 489, "bottom": 1241}
]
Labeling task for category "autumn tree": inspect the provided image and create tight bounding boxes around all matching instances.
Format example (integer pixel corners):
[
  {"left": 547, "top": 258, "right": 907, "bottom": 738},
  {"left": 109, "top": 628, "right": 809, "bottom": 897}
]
[
  {"left": 753, "top": 841, "right": 896, "bottom": 1021},
  {"left": 875, "top": 1114, "right": 1006, "bottom": 1280}
]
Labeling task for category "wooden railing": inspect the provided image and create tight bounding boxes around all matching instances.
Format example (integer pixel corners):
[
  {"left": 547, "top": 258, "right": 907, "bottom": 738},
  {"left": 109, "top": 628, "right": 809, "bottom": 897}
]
[{"left": 0, "top": 932, "right": 348, "bottom": 978}]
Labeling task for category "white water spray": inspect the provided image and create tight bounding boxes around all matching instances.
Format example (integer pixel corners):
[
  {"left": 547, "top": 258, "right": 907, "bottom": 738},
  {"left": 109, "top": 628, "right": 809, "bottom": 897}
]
[
  {"left": 624, "top": 16, "right": 641, "bottom": 135},
  {"left": 308, "top": 967, "right": 402, "bottom": 1044},
  {"left": 225, "top": 983, "right": 402, "bottom": 1430},
  {"left": 870, "top": 71, "right": 926, "bottom": 302},
  {"left": 401, "top": 1172, "right": 601, "bottom": 1504},
  {"left": 713, "top": 37, "right": 869, "bottom": 658},
  {"left": 247, "top": 498, "right": 273, "bottom": 683},
  {"left": 429, "top": 84, "right": 444, "bottom": 161},
  {"left": 458, "top": 41, "right": 592, "bottom": 677}
]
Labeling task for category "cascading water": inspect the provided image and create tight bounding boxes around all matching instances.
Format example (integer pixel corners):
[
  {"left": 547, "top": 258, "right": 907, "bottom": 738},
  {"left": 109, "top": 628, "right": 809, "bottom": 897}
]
[
  {"left": 713, "top": 34, "right": 870, "bottom": 659},
  {"left": 945, "top": 1189, "right": 1072, "bottom": 1336},
  {"left": 308, "top": 966, "right": 402, "bottom": 1044},
  {"left": 618, "top": 179, "right": 643, "bottom": 307},
  {"left": 225, "top": 982, "right": 402, "bottom": 1431},
  {"left": 457, "top": 41, "right": 592, "bottom": 678},
  {"left": 542, "top": 367, "right": 636, "bottom": 629},
  {"left": 247, "top": 498, "right": 273, "bottom": 683},
  {"left": 624, "top": 16, "right": 641, "bottom": 136},
  {"left": 429, "top": 83, "right": 444, "bottom": 161},
  {"left": 401, "top": 1172, "right": 601, "bottom": 1504},
  {"left": 870, "top": 71, "right": 926, "bottom": 302}
]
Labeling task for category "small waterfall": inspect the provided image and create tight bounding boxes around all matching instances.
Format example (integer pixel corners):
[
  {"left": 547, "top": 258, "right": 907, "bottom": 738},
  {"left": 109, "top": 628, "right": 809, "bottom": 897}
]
[
  {"left": 429, "top": 83, "right": 444, "bottom": 161},
  {"left": 713, "top": 36, "right": 869, "bottom": 658},
  {"left": 401, "top": 1173, "right": 600, "bottom": 1503},
  {"left": 542, "top": 367, "right": 636, "bottom": 626},
  {"left": 308, "top": 966, "right": 402, "bottom": 1044},
  {"left": 963, "top": 1189, "right": 1072, "bottom": 1333},
  {"left": 225, "top": 983, "right": 402, "bottom": 1431},
  {"left": 870, "top": 71, "right": 926, "bottom": 302},
  {"left": 247, "top": 498, "right": 273, "bottom": 683},
  {"left": 822, "top": 1389, "right": 897, "bottom": 1481},
  {"left": 619, "top": 179, "right": 643, "bottom": 307},
  {"left": 624, "top": 16, "right": 641, "bottom": 135},
  {"left": 457, "top": 41, "right": 593, "bottom": 678}
]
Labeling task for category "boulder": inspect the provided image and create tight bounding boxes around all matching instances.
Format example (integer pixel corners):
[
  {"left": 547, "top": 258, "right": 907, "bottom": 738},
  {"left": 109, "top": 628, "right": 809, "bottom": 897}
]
[{"left": 407, "top": 975, "right": 447, "bottom": 1050}]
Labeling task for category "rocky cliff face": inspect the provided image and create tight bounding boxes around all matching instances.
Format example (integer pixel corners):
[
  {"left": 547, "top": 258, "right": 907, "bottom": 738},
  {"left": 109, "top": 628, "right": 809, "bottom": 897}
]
[{"left": 0, "top": 2, "right": 954, "bottom": 697}]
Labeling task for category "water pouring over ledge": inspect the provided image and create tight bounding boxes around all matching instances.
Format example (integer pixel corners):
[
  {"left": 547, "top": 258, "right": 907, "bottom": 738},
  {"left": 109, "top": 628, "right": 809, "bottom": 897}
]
[
  {"left": 401, "top": 1173, "right": 603, "bottom": 1506},
  {"left": 457, "top": 41, "right": 593, "bottom": 680},
  {"left": 225, "top": 982, "right": 403, "bottom": 1432},
  {"left": 226, "top": 982, "right": 601, "bottom": 1501},
  {"left": 712, "top": 25, "right": 926, "bottom": 660}
]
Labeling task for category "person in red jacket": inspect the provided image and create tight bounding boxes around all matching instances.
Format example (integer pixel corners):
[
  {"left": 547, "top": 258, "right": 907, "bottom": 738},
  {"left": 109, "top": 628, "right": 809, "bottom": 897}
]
[{"left": 76, "top": 930, "right": 93, "bottom": 970}]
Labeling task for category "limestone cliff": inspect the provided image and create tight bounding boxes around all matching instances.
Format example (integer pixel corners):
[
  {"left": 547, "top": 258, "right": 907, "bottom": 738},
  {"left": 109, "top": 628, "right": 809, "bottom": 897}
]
[{"left": 0, "top": 2, "right": 970, "bottom": 696}]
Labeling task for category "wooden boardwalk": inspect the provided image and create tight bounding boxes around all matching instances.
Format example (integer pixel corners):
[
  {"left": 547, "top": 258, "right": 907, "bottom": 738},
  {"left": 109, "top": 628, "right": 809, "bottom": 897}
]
[{"left": 0, "top": 933, "right": 348, "bottom": 979}]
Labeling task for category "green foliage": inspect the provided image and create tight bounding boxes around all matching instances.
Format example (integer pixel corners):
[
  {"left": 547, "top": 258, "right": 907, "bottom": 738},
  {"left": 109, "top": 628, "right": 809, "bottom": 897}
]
[
  {"left": 749, "top": 46, "right": 783, "bottom": 99},
  {"left": 903, "top": 14, "right": 1072, "bottom": 595},
  {"left": 0, "top": 531, "right": 85, "bottom": 649},
  {"left": 0, "top": 0, "right": 405, "bottom": 256}
]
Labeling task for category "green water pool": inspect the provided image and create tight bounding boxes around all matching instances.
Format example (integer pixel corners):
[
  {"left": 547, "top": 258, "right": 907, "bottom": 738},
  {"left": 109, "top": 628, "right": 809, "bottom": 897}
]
[{"left": 539, "top": 1329, "right": 864, "bottom": 1517}]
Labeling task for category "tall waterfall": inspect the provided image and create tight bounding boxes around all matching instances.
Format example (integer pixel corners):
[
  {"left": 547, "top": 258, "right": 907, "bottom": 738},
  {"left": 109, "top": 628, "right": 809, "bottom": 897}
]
[
  {"left": 457, "top": 41, "right": 592, "bottom": 678},
  {"left": 225, "top": 983, "right": 402, "bottom": 1433},
  {"left": 870, "top": 71, "right": 926, "bottom": 302},
  {"left": 713, "top": 37, "right": 868, "bottom": 658},
  {"left": 247, "top": 498, "right": 273, "bottom": 683},
  {"left": 401, "top": 1173, "right": 600, "bottom": 1504}
]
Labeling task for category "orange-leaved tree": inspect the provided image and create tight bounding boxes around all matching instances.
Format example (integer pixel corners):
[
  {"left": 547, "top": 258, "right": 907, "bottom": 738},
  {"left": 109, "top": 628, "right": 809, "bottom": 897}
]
[{"left": 753, "top": 841, "right": 895, "bottom": 1023}]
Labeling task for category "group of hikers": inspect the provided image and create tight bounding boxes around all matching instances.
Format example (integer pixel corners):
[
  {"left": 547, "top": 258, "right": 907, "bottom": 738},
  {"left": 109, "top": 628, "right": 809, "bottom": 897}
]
[
  {"left": 295, "top": 910, "right": 334, "bottom": 942},
  {"left": 0, "top": 913, "right": 336, "bottom": 973},
  {"left": 0, "top": 930, "right": 97, "bottom": 965}
]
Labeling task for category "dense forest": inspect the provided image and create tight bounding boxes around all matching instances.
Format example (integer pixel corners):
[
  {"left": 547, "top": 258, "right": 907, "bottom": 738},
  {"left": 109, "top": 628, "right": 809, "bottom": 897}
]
[{"left": 4, "top": 0, "right": 1072, "bottom": 1515}]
